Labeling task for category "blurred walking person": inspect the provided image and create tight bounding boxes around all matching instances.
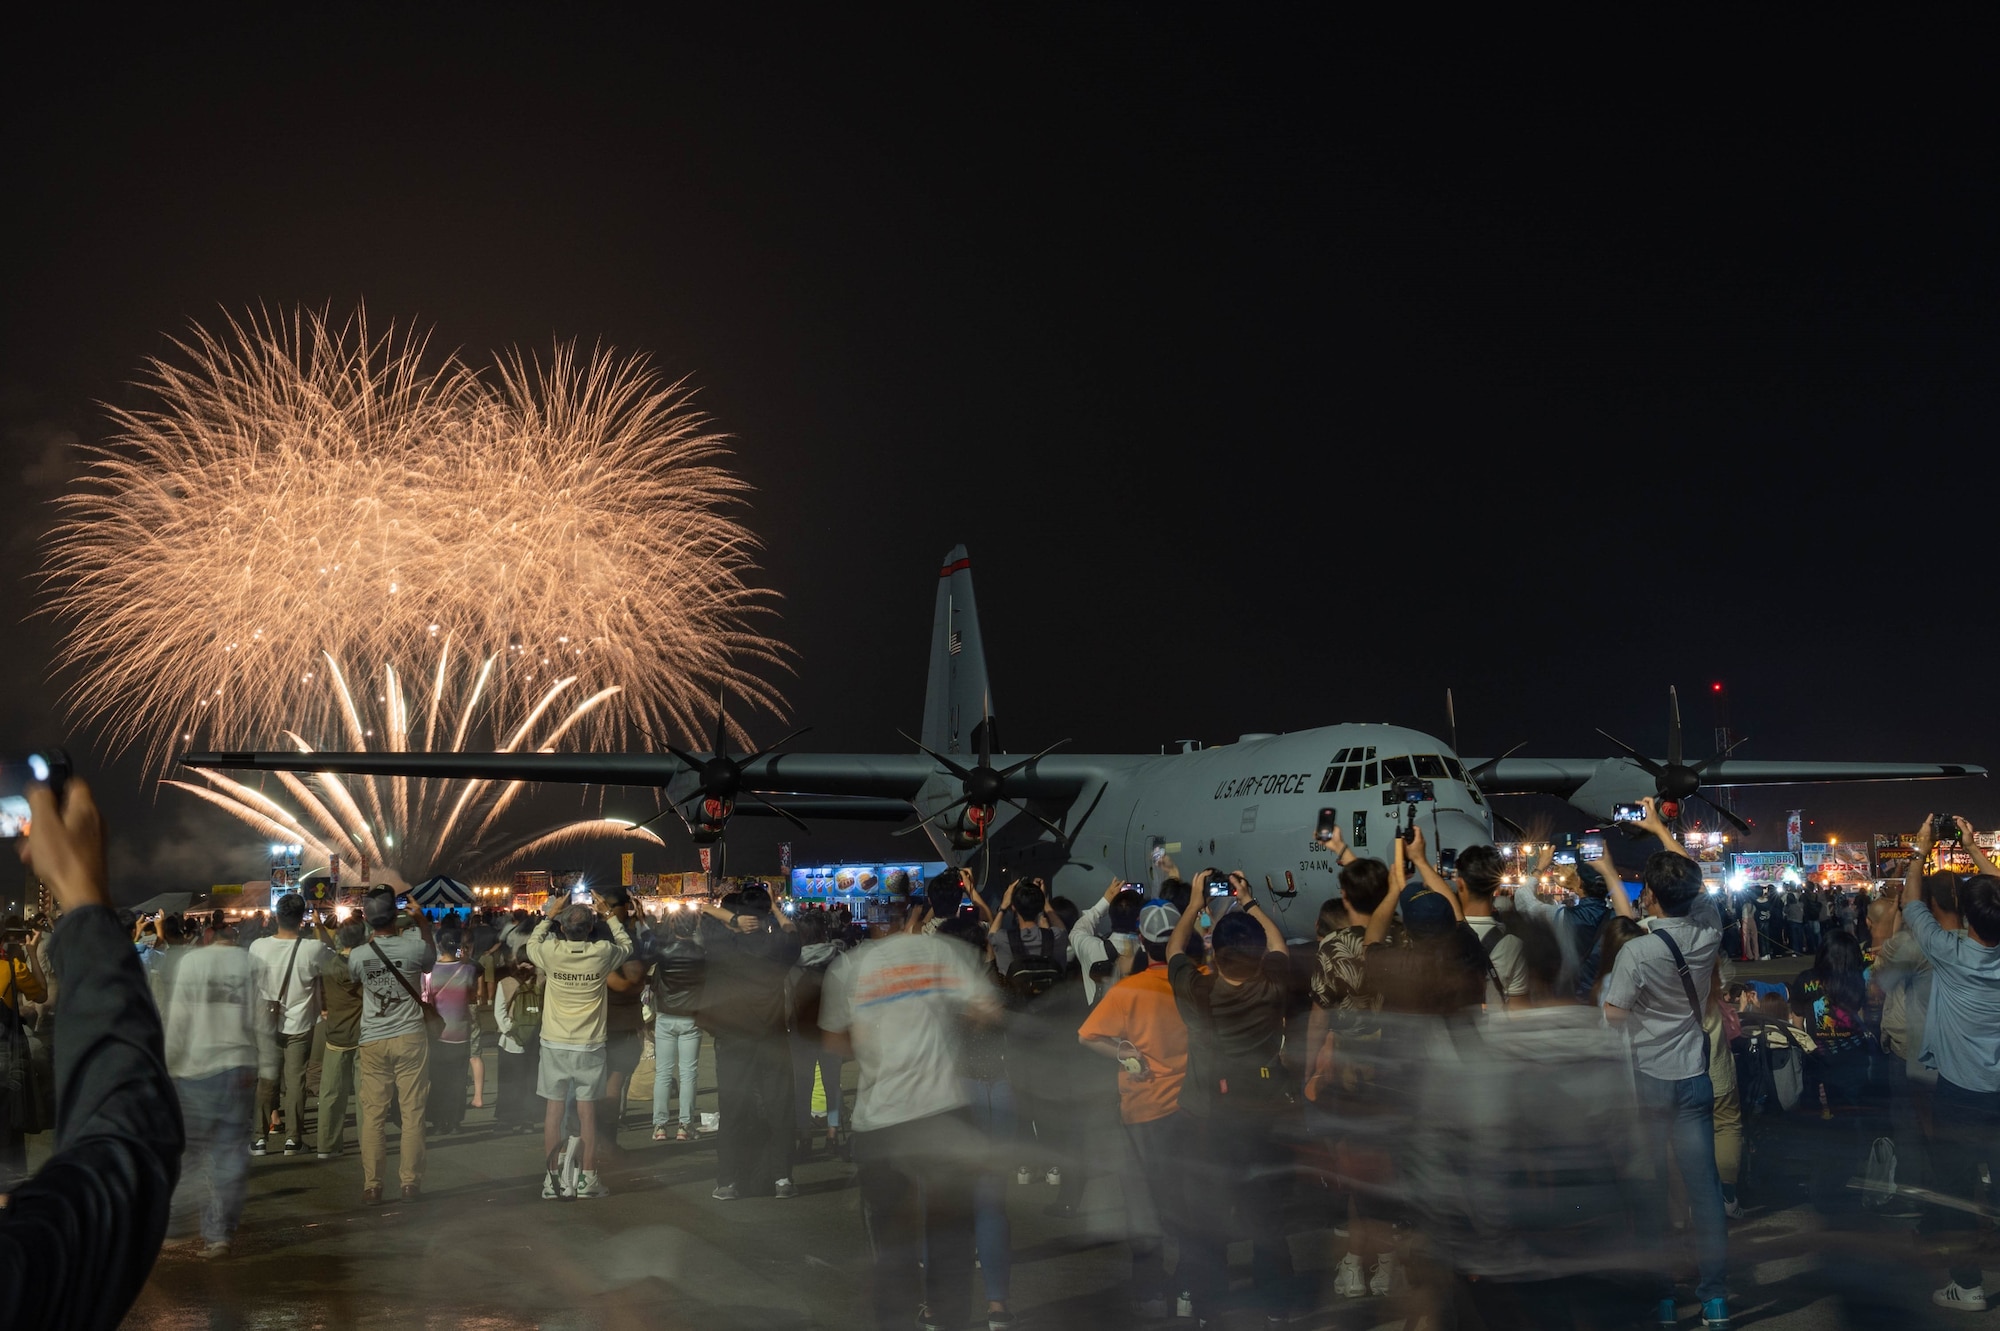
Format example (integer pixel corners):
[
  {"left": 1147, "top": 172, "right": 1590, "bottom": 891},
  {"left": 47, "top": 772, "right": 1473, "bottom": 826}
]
[
  {"left": 348, "top": 888, "right": 437, "bottom": 1204},
  {"left": 495, "top": 956, "right": 545, "bottom": 1132},
  {"left": 154, "top": 910, "right": 275, "bottom": 1257},
  {"left": 0, "top": 915, "right": 50, "bottom": 1189},
  {"left": 821, "top": 899, "right": 1001, "bottom": 1331},
  {"left": 423, "top": 925, "right": 480, "bottom": 1135},
  {"left": 1898, "top": 818, "right": 2000, "bottom": 1312},
  {"left": 697, "top": 884, "right": 800, "bottom": 1200}
]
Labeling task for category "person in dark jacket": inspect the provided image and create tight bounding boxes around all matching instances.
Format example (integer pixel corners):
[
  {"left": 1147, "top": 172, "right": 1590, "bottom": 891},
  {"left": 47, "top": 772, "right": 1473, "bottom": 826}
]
[
  {"left": 0, "top": 774, "right": 186, "bottom": 1331},
  {"left": 649, "top": 906, "right": 706, "bottom": 1141},
  {"left": 695, "top": 883, "right": 801, "bottom": 1199}
]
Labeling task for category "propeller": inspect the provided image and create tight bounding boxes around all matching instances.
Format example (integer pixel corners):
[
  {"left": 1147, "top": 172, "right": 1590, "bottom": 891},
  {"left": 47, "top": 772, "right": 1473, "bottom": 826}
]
[
  {"left": 1596, "top": 685, "right": 1750, "bottom": 833},
  {"left": 658, "top": 691, "right": 813, "bottom": 839},
  {"left": 893, "top": 695, "right": 1072, "bottom": 846}
]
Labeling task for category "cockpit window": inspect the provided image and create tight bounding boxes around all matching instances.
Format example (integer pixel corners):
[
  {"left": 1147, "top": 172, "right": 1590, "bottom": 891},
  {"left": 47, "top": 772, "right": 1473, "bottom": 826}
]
[
  {"left": 1331, "top": 748, "right": 1353, "bottom": 764},
  {"left": 1444, "top": 756, "right": 1469, "bottom": 783},
  {"left": 1381, "top": 755, "right": 1415, "bottom": 780},
  {"left": 1338, "top": 765, "right": 1363, "bottom": 791},
  {"left": 1362, "top": 760, "right": 1378, "bottom": 787},
  {"left": 1413, "top": 754, "right": 1449, "bottom": 779}
]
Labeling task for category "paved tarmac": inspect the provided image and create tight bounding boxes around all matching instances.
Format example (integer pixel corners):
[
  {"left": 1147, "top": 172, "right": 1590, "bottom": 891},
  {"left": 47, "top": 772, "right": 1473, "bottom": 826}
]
[{"left": 29, "top": 974, "right": 1988, "bottom": 1330}]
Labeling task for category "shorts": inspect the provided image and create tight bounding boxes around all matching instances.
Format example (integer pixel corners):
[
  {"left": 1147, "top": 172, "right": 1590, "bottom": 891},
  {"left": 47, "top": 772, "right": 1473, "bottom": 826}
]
[
  {"left": 478, "top": 953, "right": 499, "bottom": 982},
  {"left": 605, "top": 1028, "right": 644, "bottom": 1079},
  {"left": 537, "top": 1044, "right": 609, "bottom": 1101}
]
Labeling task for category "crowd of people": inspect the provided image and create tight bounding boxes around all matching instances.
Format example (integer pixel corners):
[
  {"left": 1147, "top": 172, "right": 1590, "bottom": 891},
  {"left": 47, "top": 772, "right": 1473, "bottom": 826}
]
[{"left": 4, "top": 781, "right": 2000, "bottom": 1331}]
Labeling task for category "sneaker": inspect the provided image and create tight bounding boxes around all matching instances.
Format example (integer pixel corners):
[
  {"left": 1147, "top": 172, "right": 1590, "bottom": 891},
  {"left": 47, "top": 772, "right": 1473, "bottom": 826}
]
[
  {"left": 575, "top": 1170, "right": 609, "bottom": 1199},
  {"left": 711, "top": 1184, "right": 739, "bottom": 1201},
  {"left": 1701, "top": 1297, "right": 1733, "bottom": 1329},
  {"left": 1016, "top": 1166, "right": 1032, "bottom": 1185},
  {"left": 1046, "top": 1166, "right": 1062, "bottom": 1186},
  {"left": 282, "top": 1139, "right": 300, "bottom": 1156},
  {"left": 1722, "top": 1196, "right": 1744, "bottom": 1220},
  {"left": 1332, "top": 1252, "right": 1367, "bottom": 1299},
  {"left": 1176, "top": 1291, "right": 1194, "bottom": 1319},
  {"left": 1655, "top": 1297, "right": 1679, "bottom": 1327},
  {"left": 1933, "top": 1283, "right": 1990, "bottom": 1312},
  {"left": 1138, "top": 1298, "right": 1168, "bottom": 1319},
  {"left": 775, "top": 1178, "right": 797, "bottom": 1199},
  {"left": 250, "top": 1138, "right": 267, "bottom": 1157},
  {"left": 199, "top": 1240, "right": 231, "bottom": 1260},
  {"left": 1368, "top": 1254, "right": 1397, "bottom": 1298},
  {"left": 542, "top": 1170, "right": 569, "bottom": 1200},
  {"left": 988, "top": 1311, "right": 1014, "bottom": 1331}
]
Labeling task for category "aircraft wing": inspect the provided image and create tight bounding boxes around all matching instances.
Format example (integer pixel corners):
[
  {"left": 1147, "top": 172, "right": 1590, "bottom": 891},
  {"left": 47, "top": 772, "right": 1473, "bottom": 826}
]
[
  {"left": 1468, "top": 756, "right": 1986, "bottom": 798},
  {"left": 179, "top": 749, "right": 1096, "bottom": 801}
]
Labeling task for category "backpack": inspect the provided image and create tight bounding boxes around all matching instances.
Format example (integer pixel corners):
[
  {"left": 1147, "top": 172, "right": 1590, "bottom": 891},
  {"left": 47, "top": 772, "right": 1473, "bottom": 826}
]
[
  {"left": 1003, "top": 919, "right": 1063, "bottom": 1003},
  {"left": 508, "top": 979, "right": 544, "bottom": 1039}
]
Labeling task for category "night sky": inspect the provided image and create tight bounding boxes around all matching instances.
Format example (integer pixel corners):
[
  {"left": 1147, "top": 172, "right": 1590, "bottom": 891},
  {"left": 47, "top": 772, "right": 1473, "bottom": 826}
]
[{"left": 1, "top": 12, "right": 1994, "bottom": 902}]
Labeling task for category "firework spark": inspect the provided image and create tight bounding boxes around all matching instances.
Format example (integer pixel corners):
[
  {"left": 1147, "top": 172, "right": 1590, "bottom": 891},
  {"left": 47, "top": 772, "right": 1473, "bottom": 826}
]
[{"left": 43, "top": 308, "right": 787, "bottom": 879}]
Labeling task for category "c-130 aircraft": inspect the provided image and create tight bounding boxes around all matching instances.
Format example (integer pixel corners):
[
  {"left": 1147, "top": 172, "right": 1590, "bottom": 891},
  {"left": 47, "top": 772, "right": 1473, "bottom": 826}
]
[{"left": 185, "top": 545, "right": 1984, "bottom": 927}]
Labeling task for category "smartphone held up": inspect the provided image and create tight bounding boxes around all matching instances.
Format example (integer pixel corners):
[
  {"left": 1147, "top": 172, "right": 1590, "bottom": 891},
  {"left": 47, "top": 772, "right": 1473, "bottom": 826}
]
[{"left": 0, "top": 750, "right": 70, "bottom": 839}]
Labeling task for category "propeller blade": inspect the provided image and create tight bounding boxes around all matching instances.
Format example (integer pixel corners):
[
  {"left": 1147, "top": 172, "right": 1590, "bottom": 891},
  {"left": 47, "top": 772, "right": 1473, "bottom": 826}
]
[
  {"left": 630, "top": 805, "right": 682, "bottom": 835},
  {"left": 712, "top": 688, "right": 728, "bottom": 756},
  {"left": 1595, "top": 729, "right": 1666, "bottom": 777},
  {"left": 896, "top": 728, "right": 975, "bottom": 782},
  {"left": 1466, "top": 741, "right": 1527, "bottom": 787},
  {"left": 978, "top": 692, "right": 993, "bottom": 771},
  {"left": 1689, "top": 735, "right": 1750, "bottom": 779},
  {"left": 998, "top": 737, "right": 1071, "bottom": 780},
  {"left": 1000, "top": 796, "right": 1071, "bottom": 846},
  {"left": 664, "top": 745, "right": 707, "bottom": 775},
  {"left": 740, "top": 726, "right": 813, "bottom": 767},
  {"left": 1667, "top": 686, "right": 1683, "bottom": 771},
  {"left": 1690, "top": 789, "right": 1752, "bottom": 835},
  {"left": 1446, "top": 688, "right": 1459, "bottom": 759},
  {"left": 745, "top": 789, "right": 812, "bottom": 835},
  {"left": 892, "top": 793, "right": 970, "bottom": 838},
  {"left": 1490, "top": 810, "right": 1528, "bottom": 839}
]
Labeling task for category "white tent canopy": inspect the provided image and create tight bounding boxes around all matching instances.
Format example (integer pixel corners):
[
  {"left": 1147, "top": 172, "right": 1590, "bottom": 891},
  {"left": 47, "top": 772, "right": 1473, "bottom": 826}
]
[{"left": 410, "top": 875, "right": 475, "bottom": 907}]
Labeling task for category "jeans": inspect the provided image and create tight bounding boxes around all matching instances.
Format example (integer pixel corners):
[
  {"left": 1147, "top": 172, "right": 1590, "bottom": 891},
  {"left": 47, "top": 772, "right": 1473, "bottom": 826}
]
[
  {"left": 1634, "top": 1070, "right": 1727, "bottom": 1304},
  {"left": 256, "top": 1028, "right": 312, "bottom": 1143},
  {"left": 318, "top": 1043, "right": 357, "bottom": 1155},
  {"left": 652, "top": 1014, "right": 699, "bottom": 1129},
  {"left": 963, "top": 1077, "right": 1015, "bottom": 1305},
  {"left": 1787, "top": 921, "right": 1806, "bottom": 955},
  {"left": 793, "top": 1033, "right": 843, "bottom": 1132},
  {"left": 171, "top": 1067, "right": 255, "bottom": 1245},
  {"left": 1929, "top": 1076, "right": 2000, "bottom": 1290},
  {"left": 856, "top": 1109, "right": 980, "bottom": 1331},
  {"left": 500, "top": 1037, "right": 541, "bottom": 1130},
  {"left": 358, "top": 1029, "right": 430, "bottom": 1190}
]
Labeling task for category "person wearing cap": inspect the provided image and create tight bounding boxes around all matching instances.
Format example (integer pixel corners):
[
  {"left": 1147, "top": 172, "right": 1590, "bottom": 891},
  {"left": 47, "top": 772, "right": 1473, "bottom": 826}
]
[
  {"left": 526, "top": 892, "right": 633, "bottom": 1200},
  {"left": 1076, "top": 898, "right": 1191, "bottom": 1317},
  {"left": 347, "top": 886, "right": 437, "bottom": 1205}
]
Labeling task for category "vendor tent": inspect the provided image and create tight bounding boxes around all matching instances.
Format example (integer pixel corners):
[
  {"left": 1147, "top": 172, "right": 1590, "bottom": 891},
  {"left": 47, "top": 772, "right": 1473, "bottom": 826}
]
[
  {"left": 411, "top": 875, "right": 475, "bottom": 908},
  {"left": 128, "top": 892, "right": 194, "bottom": 916}
]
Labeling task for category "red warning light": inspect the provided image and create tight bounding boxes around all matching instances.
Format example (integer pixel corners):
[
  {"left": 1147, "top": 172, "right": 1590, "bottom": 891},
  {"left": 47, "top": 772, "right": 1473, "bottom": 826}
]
[{"left": 1711, "top": 682, "right": 1723, "bottom": 692}]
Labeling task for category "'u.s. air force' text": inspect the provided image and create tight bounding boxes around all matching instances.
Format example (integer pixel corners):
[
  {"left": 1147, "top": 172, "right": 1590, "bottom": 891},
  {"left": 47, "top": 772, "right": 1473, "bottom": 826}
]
[{"left": 1213, "top": 772, "right": 1314, "bottom": 799}]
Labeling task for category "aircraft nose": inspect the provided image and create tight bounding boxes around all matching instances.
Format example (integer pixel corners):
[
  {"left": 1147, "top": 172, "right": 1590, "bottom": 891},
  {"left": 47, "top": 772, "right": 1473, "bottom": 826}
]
[{"left": 1426, "top": 807, "right": 1493, "bottom": 853}]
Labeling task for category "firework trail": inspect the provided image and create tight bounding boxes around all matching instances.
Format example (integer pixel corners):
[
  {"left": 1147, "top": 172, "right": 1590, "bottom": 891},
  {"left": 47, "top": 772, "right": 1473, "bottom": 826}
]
[{"left": 42, "top": 308, "right": 787, "bottom": 880}]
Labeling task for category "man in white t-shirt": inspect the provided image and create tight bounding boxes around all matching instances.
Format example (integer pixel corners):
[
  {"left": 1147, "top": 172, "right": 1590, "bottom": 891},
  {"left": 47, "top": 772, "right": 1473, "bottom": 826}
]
[
  {"left": 821, "top": 912, "right": 1000, "bottom": 1331},
  {"left": 246, "top": 893, "right": 331, "bottom": 1155},
  {"left": 1598, "top": 800, "right": 1729, "bottom": 1331}
]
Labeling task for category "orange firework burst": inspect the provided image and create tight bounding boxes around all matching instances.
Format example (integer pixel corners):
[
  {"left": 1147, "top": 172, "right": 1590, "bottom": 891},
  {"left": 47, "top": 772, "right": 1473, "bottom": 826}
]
[{"left": 42, "top": 308, "right": 787, "bottom": 879}]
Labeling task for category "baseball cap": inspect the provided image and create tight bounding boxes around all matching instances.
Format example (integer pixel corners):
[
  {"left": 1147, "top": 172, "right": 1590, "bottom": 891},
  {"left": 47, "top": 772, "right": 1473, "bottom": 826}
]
[
  {"left": 1137, "top": 902, "right": 1180, "bottom": 943},
  {"left": 1399, "top": 885, "right": 1457, "bottom": 939}
]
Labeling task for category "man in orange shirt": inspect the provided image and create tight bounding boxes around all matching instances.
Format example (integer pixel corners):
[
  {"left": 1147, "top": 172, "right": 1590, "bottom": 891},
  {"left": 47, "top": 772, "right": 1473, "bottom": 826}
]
[{"left": 1078, "top": 903, "right": 1193, "bottom": 1319}]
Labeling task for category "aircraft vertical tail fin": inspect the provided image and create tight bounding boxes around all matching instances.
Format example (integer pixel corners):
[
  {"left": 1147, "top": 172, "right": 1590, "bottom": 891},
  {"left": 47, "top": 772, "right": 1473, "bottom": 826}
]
[{"left": 921, "top": 545, "right": 995, "bottom": 759}]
